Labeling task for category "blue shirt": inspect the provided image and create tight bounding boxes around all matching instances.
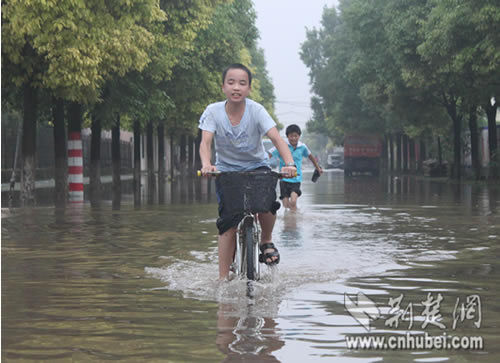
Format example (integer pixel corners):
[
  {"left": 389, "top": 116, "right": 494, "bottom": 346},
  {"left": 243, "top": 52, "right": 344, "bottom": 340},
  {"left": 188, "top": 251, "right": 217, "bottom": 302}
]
[
  {"left": 270, "top": 140, "right": 311, "bottom": 182},
  {"left": 199, "top": 98, "right": 276, "bottom": 171}
]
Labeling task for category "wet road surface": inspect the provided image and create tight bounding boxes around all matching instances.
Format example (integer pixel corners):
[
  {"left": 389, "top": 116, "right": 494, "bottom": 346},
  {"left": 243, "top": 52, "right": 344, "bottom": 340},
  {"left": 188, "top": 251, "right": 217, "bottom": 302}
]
[{"left": 2, "top": 170, "right": 499, "bottom": 362}]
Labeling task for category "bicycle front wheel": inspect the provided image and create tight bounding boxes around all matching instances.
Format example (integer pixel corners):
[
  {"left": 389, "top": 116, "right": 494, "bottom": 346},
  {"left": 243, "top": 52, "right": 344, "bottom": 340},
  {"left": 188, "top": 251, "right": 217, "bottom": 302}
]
[{"left": 244, "top": 223, "right": 258, "bottom": 280}]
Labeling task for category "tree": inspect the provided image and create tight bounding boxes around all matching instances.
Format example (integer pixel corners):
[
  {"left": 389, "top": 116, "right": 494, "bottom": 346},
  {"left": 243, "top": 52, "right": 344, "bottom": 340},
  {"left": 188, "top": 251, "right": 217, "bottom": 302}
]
[
  {"left": 2, "top": 0, "right": 278, "bottom": 206},
  {"left": 418, "top": 0, "right": 500, "bottom": 178},
  {"left": 301, "top": 3, "right": 387, "bottom": 139},
  {"left": 385, "top": 0, "right": 500, "bottom": 178},
  {"left": 2, "top": 0, "right": 166, "bottom": 203},
  {"left": 158, "top": 0, "right": 271, "bottom": 175}
]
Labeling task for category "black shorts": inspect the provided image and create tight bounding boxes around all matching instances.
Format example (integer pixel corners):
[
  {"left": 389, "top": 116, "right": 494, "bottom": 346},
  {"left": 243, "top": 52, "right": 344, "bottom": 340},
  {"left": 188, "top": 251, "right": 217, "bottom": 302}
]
[
  {"left": 215, "top": 167, "right": 281, "bottom": 235},
  {"left": 279, "top": 181, "right": 302, "bottom": 199}
]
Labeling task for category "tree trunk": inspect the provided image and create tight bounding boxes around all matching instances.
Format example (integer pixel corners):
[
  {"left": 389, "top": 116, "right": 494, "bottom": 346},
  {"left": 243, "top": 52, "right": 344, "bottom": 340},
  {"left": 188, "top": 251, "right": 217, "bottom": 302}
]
[
  {"left": 188, "top": 135, "right": 194, "bottom": 172},
  {"left": 381, "top": 135, "right": 388, "bottom": 171},
  {"left": 444, "top": 97, "right": 462, "bottom": 179},
  {"left": 418, "top": 138, "right": 426, "bottom": 173},
  {"left": 68, "top": 103, "right": 83, "bottom": 138},
  {"left": 468, "top": 105, "right": 480, "bottom": 180},
  {"left": 147, "top": 121, "right": 154, "bottom": 176},
  {"left": 90, "top": 114, "right": 102, "bottom": 204},
  {"left": 409, "top": 138, "right": 415, "bottom": 173},
  {"left": 21, "top": 82, "right": 38, "bottom": 206},
  {"left": 452, "top": 116, "right": 462, "bottom": 179},
  {"left": 8, "top": 114, "right": 23, "bottom": 207},
  {"left": 484, "top": 100, "right": 498, "bottom": 178},
  {"left": 402, "top": 134, "right": 409, "bottom": 172},
  {"left": 133, "top": 120, "right": 141, "bottom": 206},
  {"left": 52, "top": 97, "right": 67, "bottom": 207},
  {"left": 170, "top": 133, "right": 176, "bottom": 180},
  {"left": 396, "top": 133, "right": 402, "bottom": 172},
  {"left": 388, "top": 134, "right": 394, "bottom": 171},
  {"left": 437, "top": 136, "right": 443, "bottom": 166},
  {"left": 158, "top": 123, "right": 165, "bottom": 180},
  {"left": 112, "top": 115, "right": 121, "bottom": 209},
  {"left": 180, "top": 134, "right": 187, "bottom": 174}
]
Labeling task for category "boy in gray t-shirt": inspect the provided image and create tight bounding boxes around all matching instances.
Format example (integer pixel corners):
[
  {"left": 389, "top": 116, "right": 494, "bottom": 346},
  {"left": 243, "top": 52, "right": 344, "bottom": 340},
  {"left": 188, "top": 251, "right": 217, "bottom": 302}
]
[{"left": 199, "top": 63, "right": 296, "bottom": 280}]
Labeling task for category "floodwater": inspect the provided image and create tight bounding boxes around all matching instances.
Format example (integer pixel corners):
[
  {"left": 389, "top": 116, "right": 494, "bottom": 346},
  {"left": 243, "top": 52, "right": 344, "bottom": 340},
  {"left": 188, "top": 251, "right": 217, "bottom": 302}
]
[{"left": 2, "top": 170, "right": 499, "bottom": 362}]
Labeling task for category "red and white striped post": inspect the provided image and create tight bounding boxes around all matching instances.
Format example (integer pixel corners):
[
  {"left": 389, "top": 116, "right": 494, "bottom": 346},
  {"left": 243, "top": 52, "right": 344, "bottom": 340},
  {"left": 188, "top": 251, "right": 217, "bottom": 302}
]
[{"left": 68, "top": 132, "right": 84, "bottom": 202}]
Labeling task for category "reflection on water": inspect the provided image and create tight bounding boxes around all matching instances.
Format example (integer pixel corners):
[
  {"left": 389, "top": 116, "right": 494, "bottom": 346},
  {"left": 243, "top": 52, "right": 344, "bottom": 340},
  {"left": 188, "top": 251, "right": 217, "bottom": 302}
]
[
  {"left": 216, "top": 303, "right": 284, "bottom": 362},
  {"left": 2, "top": 171, "right": 499, "bottom": 362},
  {"left": 2, "top": 173, "right": 215, "bottom": 208},
  {"left": 280, "top": 211, "right": 302, "bottom": 248}
]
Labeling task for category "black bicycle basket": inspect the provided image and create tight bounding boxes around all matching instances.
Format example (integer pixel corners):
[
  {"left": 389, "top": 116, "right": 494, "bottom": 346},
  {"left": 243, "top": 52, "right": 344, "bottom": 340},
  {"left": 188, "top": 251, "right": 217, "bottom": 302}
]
[{"left": 217, "top": 171, "right": 279, "bottom": 215}]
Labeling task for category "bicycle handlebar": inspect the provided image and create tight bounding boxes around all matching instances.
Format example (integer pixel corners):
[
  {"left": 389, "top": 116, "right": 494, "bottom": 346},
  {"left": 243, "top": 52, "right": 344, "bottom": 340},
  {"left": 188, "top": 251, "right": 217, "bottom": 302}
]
[{"left": 196, "top": 170, "right": 297, "bottom": 178}]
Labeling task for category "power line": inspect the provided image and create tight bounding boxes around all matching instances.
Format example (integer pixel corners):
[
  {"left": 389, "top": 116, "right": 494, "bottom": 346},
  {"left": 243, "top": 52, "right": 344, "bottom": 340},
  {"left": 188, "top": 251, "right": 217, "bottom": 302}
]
[
  {"left": 275, "top": 111, "right": 311, "bottom": 116},
  {"left": 275, "top": 100, "right": 311, "bottom": 107}
]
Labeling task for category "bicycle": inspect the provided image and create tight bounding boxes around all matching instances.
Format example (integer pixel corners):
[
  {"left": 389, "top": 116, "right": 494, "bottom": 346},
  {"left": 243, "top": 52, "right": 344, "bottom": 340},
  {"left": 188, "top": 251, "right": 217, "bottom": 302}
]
[{"left": 197, "top": 169, "right": 288, "bottom": 281}]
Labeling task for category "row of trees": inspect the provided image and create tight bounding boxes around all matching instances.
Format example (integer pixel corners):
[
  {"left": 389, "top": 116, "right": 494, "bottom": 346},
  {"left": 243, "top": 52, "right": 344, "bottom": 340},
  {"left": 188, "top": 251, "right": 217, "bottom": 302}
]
[
  {"left": 301, "top": 0, "right": 499, "bottom": 179},
  {"left": 2, "top": 0, "right": 277, "bottom": 206}
]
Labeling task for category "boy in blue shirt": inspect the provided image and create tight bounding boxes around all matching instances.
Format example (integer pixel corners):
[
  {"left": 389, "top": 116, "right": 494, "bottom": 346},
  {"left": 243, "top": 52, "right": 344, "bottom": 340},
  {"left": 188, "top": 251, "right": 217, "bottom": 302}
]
[
  {"left": 268, "top": 124, "right": 323, "bottom": 211},
  {"left": 199, "top": 64, "right": 297, "bottom": 280}
]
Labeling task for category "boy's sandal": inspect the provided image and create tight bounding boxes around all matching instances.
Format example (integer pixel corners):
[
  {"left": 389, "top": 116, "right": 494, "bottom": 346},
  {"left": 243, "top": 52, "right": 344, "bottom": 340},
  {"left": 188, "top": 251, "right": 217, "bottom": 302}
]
[{"left": 259, "top": 242, "right": 280, "bottom": 265}]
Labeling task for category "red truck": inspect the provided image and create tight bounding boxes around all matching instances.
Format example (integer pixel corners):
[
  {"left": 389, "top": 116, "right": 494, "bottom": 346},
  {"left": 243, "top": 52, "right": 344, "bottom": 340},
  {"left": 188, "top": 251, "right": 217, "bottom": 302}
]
[{"left": 344, "top": 134, "right": 383, "bottom": 176}]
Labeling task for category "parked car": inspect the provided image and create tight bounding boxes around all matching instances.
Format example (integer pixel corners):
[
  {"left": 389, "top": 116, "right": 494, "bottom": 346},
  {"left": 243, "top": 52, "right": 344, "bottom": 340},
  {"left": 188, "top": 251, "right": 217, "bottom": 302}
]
[{"left": 327, "top": 153, "right": 344, "bottom": 169}]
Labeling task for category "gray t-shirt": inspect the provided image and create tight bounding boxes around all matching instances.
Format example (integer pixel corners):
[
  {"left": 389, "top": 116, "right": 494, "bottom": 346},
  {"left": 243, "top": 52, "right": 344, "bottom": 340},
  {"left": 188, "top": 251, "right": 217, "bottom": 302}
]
[{"left": 199, "top": 98, "right": 276, "bottom": 171}]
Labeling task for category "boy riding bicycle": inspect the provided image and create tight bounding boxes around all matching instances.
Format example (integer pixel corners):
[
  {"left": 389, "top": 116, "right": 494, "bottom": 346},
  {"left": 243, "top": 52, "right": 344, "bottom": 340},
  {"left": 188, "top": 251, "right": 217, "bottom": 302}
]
[{"left": 199, "top": 63, "right": 296, "bottom": 280}]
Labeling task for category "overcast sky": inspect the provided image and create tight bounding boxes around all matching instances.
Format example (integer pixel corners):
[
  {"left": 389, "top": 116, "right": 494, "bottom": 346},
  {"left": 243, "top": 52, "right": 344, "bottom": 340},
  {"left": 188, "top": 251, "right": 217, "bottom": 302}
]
[{"left": 253, "top": 0, "right": 339, "bottom": 130}]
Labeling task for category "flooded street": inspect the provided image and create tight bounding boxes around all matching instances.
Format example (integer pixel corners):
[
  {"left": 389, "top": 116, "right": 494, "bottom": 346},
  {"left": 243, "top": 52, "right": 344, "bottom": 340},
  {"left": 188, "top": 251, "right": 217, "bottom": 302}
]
[{"left": 2, "top": 171, "right": 499, "bottom": 362}]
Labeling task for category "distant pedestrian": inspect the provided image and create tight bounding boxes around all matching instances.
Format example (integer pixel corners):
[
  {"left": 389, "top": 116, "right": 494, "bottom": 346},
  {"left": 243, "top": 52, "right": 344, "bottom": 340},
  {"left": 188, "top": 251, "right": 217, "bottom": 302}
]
[{"left": 268, "top": 124, "right": 322, "bottom": 210}]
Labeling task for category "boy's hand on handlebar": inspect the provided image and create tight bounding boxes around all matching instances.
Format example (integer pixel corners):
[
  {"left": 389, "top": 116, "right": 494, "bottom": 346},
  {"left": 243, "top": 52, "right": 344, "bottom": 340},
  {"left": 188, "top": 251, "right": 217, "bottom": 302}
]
[
  {"left": 282, "top": 165, "right": 297, "bottom": 178},
  {"left": 200, "top": 165, "right": 217, "bottom": 176}
]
